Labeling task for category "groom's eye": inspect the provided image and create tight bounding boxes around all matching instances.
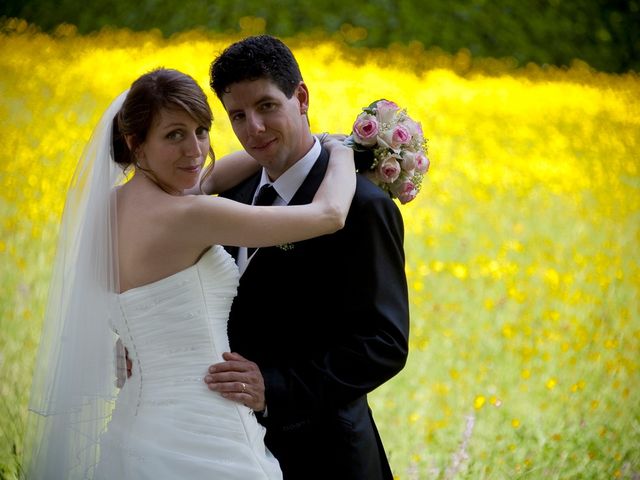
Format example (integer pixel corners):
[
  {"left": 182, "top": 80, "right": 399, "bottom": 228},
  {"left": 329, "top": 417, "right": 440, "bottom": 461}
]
[{"left": 260, "top": 102, "right": 277, "bottom": 111}]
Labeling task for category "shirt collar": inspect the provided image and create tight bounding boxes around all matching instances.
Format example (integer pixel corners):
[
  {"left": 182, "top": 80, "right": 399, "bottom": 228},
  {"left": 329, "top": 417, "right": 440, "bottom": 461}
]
[{"left": 254, "top": 138, "right": 321, "bottom": 204}]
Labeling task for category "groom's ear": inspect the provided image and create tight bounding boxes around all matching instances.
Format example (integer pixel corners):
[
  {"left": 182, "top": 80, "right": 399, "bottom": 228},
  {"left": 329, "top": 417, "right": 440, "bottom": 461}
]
[{"left": 295, "top": 82, "right": 309, "bottom": 115}]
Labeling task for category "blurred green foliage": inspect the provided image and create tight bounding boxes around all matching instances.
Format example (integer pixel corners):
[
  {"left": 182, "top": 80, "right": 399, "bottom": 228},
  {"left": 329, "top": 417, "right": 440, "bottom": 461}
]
[{"left": 1, "top": 1, "right": 639, "bottom": 73}]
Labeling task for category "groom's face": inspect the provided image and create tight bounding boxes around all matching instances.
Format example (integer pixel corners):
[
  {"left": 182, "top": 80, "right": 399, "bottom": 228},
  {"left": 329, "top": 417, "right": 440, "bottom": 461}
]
[{"left": 221, "top": 78, "right": 311, "bottom": 180}]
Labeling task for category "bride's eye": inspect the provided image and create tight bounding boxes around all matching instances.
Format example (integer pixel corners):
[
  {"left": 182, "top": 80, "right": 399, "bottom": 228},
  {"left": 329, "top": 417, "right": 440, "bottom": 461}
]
[
  {"left": 167, "top": 130, "right": 184, "bottom": 141},
  {"left": 230, "top": 112, "right": 245, "bottom": 123},
  {"left": 196, "top": 126, "right": 209, "bottom": 138}
]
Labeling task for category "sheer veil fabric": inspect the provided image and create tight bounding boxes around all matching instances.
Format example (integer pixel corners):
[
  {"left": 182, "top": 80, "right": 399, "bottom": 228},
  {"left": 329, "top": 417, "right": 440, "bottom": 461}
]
[{"left": 24, "top": 91, "right": 129, "bottom": 479}]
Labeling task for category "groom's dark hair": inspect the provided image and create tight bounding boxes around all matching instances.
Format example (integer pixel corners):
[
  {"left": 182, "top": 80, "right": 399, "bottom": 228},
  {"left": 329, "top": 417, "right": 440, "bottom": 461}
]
[{"left": 210, "top": 35, "right": 303, "bottom": 101}]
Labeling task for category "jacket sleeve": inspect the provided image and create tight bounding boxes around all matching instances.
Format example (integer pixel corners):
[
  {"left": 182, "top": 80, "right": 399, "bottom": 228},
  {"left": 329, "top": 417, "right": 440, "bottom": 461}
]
[{"left": 261, "top": 191, "right": 410, "bottom": 428}]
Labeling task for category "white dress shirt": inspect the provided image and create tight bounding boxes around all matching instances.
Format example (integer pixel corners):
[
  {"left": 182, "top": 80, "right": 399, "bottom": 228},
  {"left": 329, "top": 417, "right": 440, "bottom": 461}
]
[{"left": 237, "top": 138, "right": 321, "bottom": 275}]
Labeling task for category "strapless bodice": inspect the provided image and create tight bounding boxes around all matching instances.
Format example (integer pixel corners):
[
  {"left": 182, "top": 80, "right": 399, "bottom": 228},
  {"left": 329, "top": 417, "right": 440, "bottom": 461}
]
[
  {"left": 112, "top": 245, "right": 239, "bottom": 406},
  {"left": 95, "top": 245, "right": 281, "bottom": 480}
]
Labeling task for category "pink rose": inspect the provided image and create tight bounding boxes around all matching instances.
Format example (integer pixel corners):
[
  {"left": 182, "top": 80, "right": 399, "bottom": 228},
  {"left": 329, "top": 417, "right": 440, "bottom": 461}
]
[
  {"left": 375, "top": 100, "right": 400, "bottom": 124},
  {"left": 415, "top": 152, "right": 430, "bottom": 173},
  {"left": 379, "top": 124, "right": 411, "bottom": 150},
  {"left": 402, "top": 118, "right": 423, "bottom": 139},
  {"left": 390, "top": 178, "right": 418, "bottom": 204},
  {"left": 401, "top": 151, "right": 418, "bottom": 173},
  {"left": 392, "top": 125, "right": 411, "bottom": 145},
  {"left": 375, "top": 155, "right": 401, "bottom": 183},
  {"left": 352, "top": 114, "right": 379, "bottom": 146}
]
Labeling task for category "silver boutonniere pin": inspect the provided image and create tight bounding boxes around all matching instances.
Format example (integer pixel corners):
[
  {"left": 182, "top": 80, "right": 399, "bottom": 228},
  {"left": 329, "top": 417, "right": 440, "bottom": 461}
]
[{"left": 278, "top": 243, "right": 294, "bottom": 251}]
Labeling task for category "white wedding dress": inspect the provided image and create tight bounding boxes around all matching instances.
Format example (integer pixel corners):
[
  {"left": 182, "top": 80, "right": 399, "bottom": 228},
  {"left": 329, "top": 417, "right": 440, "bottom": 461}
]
[{"left": 94, "top": 245, "right": 282, "bottom": 479}]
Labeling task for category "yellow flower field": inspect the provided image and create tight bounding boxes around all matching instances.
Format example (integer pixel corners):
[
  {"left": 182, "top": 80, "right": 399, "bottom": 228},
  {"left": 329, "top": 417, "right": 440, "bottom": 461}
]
[{"left": 1, "top": 20, "right": 639, "bottom": 479}]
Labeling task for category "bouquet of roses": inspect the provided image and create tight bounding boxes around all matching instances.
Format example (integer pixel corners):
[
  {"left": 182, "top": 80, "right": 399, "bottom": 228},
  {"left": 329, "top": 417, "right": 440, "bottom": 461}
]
[{"left": 344, "top": 99, "right": 429, "bottom": 204}]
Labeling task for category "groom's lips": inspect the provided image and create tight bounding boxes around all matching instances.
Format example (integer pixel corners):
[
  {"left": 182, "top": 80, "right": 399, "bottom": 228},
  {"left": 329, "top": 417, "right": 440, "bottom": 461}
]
[{"left": 251, "top": 138, "right": 277, "bottom": 151}]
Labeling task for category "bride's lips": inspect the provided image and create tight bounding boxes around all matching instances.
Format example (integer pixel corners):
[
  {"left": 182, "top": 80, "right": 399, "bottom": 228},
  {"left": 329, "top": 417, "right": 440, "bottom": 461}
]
[{"left": 178, "top": 164, "right": 202, "bottom": 174}]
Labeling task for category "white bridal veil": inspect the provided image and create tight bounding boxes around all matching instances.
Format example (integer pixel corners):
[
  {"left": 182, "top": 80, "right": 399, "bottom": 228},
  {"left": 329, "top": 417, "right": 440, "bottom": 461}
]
[{"left": 24, "top": 91, "right": 129, "bottom": 479}]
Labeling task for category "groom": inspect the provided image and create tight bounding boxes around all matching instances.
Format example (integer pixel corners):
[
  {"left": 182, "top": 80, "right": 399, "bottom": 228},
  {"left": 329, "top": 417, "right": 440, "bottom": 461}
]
[{"left": 205, "top": 35, "right": 410, "bottom": 480}]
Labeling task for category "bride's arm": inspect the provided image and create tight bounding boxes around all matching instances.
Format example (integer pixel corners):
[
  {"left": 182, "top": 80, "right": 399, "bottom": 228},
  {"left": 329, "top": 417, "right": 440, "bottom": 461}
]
[
  {"left": 188, "top": 135, "right": 345, "bottom": 196},
  {"left": 175, "top": 141, "right": 355, "bottom": 248},
  {"left": 185, "top": 150, "right": 261, "bottom": 195}
]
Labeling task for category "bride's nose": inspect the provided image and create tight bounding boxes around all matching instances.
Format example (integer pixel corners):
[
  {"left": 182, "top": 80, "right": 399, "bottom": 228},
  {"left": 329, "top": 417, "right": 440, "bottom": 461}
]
[{"left": 184, "top": 132, "right": 204, "bottom": 158}]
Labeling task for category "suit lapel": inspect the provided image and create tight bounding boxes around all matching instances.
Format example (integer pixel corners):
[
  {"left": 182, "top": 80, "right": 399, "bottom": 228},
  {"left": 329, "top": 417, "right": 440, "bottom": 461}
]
[
  {"left": 241, "top": 148, "right": 329, "bottom": 274},
  {"left": 222, "top": 173, "right": 262, "bottom": 261},
  {"left": 288, "top": 147, "right": 329, "bottom": 206},
  {"left": 233, "top": 174, "right": 262, "bottom": 206}
]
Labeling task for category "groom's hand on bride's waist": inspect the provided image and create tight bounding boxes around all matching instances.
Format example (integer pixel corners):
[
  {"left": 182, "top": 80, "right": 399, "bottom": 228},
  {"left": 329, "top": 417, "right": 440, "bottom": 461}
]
[{"left": 204, "top": 352, "right": 266, "bottom": 412}]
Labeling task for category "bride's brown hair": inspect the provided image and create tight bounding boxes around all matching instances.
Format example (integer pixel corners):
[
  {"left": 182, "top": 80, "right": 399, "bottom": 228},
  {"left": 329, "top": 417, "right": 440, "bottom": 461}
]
[{"left": 112, "top": 68, "right": 215, "bottom": 188}]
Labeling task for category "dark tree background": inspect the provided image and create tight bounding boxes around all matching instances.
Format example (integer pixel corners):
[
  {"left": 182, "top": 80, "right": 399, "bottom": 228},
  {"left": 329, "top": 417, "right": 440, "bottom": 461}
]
[{"left": 2, "top": 0, "right": 639, "bottom": 72}]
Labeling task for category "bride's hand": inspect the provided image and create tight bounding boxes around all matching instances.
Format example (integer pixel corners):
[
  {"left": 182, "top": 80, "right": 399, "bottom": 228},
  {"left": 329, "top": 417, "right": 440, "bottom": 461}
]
[{"left": 316, "top": 133, "right": 348, "bottom": 153}]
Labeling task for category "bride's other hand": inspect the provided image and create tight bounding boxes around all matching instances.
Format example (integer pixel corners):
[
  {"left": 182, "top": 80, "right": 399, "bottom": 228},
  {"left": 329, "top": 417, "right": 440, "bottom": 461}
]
[{"left": 316, "top": 132, "right": 348, "bottom": 152}]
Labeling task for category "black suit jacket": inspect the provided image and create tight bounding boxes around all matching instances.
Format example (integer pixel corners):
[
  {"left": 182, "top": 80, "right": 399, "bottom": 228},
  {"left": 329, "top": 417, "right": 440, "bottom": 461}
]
[{"left": 221, "top": 148, "right": 409, "bottom": 480}]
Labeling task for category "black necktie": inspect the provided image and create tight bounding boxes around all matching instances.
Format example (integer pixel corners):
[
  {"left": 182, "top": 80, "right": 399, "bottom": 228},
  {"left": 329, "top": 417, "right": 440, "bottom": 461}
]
[
  {"left": 248, "top": 184, "right": 278, "bottom": 257},
  {"left": 253, "top": 183, "right": 278, "bottom": 206}
]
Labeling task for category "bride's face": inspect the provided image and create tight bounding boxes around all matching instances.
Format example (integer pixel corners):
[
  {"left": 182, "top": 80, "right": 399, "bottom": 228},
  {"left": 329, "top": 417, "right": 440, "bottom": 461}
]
[{"left": 136, "top": 107, "right": 210, "bottom": 192}]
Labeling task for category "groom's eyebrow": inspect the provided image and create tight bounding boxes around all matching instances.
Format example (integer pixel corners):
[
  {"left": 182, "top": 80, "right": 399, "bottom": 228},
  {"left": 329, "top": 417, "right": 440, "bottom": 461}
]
[
  {"left": 226, "top": 95, "right": 280, "bottom": 117},
  {"left": 256, "top": 94, "right": 276, "bottom": 102}
]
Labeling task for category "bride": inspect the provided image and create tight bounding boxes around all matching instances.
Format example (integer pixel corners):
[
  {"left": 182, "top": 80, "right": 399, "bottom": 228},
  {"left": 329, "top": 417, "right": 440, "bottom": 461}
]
[{"left": 23, "top": 68, "right": 355, "bottom": 479}]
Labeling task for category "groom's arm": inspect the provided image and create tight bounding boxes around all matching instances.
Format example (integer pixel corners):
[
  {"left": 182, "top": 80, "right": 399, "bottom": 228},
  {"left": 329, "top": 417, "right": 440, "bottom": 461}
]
[{"left": 261, "top": 189, "right": 410, "bottom": 426}]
